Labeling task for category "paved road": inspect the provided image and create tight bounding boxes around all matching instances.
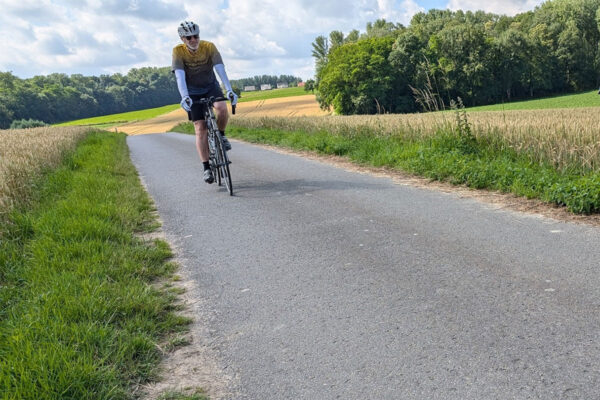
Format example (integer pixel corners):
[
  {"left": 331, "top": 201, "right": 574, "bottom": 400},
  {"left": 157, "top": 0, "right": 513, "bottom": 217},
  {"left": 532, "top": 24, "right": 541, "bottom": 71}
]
[{"left": 128, "top": 132, "right": 600, "bottom": 400}]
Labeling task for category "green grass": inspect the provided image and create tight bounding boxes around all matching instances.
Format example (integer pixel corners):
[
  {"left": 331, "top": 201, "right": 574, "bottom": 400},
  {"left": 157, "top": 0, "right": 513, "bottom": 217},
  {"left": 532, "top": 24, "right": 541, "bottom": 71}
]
[
  {"left": 467, "top": 90, "right": 600, "bottom": 111},
  {"left": 0, "top": 131, "right": 191, "bottom": 399},
  {"left": 174, "top": 120, "right": 600, "bottom": 214},
  {"left": 171, "top": 122, "right": 195, "bottom": 135},
  {"left": 238, "top": 86, "right": 308, "bottom": 103},
  {"left": 55, "top": 104, "right": 180, "bottom": 128}
]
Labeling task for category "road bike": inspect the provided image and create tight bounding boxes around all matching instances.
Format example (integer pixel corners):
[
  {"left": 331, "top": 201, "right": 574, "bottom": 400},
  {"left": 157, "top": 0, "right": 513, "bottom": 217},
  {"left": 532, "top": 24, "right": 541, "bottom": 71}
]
[{"left": 197, "top": 96, "right": 235, "bottom": 196}]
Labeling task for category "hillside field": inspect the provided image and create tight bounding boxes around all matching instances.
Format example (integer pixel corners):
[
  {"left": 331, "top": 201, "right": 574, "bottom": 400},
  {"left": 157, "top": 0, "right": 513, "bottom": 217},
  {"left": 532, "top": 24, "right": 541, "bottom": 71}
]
[
  {"left": 238, "top": 86, "right": 307, "bottom": 102},
  {"left": 467, "top": 90, "right": 600, "bottom": 111},
  {"left": 55, "top": 104, "right": 180, "bottom": 128}
]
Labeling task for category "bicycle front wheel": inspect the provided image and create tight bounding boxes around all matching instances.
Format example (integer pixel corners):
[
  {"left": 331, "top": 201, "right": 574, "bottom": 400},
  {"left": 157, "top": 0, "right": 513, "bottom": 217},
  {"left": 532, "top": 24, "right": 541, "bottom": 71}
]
[
  {"left": 215, "top": 133, "right": 233, "bottom": 196},
  {"left": 208, "top": 132, "right": 221, "bottom": 186}
]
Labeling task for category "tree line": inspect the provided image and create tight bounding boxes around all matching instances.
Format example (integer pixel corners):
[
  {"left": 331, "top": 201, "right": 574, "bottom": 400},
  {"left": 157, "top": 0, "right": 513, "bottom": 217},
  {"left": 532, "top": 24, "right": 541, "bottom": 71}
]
[
  {"left": 313, "top": 0, "right": 600, "bottom": 114},
  {"left": 0, "top": 67, "right": 181, "bottom": 129}
]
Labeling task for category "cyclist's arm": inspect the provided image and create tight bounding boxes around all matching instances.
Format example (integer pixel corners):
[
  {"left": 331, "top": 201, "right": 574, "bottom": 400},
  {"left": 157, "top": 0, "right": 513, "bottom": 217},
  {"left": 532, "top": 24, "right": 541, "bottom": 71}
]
[
  {"left": 174, "top": 69, "right": 189, "bottom": 98},
  {"left": 214, "top": 64, "right": 238, "bottom": 105},
  {"left": 214, "top": 64, "right": 232, "bottom": 92},
  {"left": 174, "top": 69, "right": 193, "bottom": 111}
]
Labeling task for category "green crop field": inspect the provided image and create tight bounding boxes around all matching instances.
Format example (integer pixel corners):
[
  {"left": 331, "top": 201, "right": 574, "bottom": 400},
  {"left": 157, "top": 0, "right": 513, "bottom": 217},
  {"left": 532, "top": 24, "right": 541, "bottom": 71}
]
[
  {"left": 238, "top": 86, "right": 307, "bottom": 103},
  {"left": 55, "top": 104, "right": 180, "bottom": 128},
  {"left": 467, "top": 90, "right": 600, "bottom": 111}
]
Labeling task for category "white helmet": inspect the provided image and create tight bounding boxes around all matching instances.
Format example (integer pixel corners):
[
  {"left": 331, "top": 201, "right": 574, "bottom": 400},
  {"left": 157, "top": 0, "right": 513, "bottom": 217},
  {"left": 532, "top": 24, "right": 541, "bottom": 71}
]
[{"left": 178, "top": 21, "right": 199, "bottom": 37}]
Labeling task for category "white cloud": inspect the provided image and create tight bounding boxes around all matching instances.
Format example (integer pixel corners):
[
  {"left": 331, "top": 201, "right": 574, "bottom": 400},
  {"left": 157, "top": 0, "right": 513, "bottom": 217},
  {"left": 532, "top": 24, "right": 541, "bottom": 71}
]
[
  {"left": 446, "top": 0, "right": 544, "bottom": 16},
  {"left": 377, "top": 0, "right": 425, "bottom": 24},
  {"left": 0, "top": 0, "right": 545, "bottom": 81}
]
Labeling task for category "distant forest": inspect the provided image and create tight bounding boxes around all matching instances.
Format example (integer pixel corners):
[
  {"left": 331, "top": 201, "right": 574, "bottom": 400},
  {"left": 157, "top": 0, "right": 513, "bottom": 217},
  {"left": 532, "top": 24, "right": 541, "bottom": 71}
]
[{"left": 0, "top": 67, "right": 180, "bottom": 129}]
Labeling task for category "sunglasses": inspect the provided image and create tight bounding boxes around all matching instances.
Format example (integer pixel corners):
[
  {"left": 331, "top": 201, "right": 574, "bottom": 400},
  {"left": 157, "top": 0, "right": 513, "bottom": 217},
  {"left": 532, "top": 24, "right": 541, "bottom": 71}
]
[{"left": 185, "top": 35, "right": 199, "bottom": 40}]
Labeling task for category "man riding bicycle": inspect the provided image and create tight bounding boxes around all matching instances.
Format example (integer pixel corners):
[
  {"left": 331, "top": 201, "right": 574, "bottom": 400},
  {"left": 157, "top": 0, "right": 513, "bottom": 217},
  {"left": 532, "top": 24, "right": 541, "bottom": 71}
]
[{"left": 172, "top": 20, "right": 238, "bottom": 184}]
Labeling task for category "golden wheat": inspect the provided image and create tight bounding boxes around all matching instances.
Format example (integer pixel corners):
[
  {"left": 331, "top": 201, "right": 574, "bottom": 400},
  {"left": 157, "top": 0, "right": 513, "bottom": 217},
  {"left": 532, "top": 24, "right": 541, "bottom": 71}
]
[
  {"left": 0, "top": 126, "right": 91, "bottom": 213},
  {"left": 231, "top": 106, "right": 600, "bottom": 171}
]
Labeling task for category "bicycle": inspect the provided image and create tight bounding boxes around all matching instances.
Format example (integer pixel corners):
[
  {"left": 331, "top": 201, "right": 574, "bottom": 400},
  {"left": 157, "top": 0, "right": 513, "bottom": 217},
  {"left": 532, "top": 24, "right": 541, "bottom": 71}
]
[{"left": 197, "top": 96, "right": 235, "bottom": 196}]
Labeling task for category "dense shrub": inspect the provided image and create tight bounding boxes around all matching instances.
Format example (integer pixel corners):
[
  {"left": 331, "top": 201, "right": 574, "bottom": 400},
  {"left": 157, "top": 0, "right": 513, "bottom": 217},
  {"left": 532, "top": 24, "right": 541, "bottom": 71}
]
[{"left": 9, "top": 119, "right": 48, "bottom": 129}]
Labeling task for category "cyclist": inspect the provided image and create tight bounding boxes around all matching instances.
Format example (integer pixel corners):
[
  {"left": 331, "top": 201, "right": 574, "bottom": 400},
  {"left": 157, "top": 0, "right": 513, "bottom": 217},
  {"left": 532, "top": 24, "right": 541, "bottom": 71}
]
[{"left": 172, "top": 20, "right": 238, "bottom": 184}]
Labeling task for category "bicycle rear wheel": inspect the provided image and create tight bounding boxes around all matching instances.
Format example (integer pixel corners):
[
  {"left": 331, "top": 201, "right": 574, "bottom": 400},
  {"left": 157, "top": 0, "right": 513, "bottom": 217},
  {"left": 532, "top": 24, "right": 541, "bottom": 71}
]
[{"left": 215, "top": 132, "right": 233, "bottom": 196}]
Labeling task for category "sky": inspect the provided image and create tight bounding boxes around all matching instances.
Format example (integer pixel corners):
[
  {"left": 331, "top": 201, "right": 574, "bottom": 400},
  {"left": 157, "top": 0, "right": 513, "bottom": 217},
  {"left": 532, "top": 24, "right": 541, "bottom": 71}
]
[{"left": 0, "top": 0, "right": 545, "bottom": 81}]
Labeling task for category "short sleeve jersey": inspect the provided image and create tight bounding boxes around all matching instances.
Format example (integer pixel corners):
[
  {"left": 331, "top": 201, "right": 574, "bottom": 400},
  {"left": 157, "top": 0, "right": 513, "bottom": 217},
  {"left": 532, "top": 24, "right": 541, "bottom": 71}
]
[{"left": 172, "top": 41, "right": 224, "bottom": 95}]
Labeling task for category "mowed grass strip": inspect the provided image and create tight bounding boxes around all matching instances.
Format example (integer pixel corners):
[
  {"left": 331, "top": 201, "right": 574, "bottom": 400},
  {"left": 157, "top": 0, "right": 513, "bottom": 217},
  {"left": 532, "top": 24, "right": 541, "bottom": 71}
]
[
  {"left": 467, "top": 90, "right": 600, "bottom": 111},
  {"left": 55, "top": 104, "right": 180, "bottom": 128},
  {"left": 171, "top": 115, "right": 600, "bottom": 214},
  {"left": 237, "top": 86, "right": 307, "bottom": 103},
  {"left": 0, "top": 131, "right": 190, "bottom": 398}
]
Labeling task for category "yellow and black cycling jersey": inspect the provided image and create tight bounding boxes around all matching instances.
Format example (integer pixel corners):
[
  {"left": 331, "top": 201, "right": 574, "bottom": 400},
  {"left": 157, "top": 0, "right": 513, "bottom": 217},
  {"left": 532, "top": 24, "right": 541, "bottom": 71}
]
[{"left": 172, "top": 41, "right": 224, "bottom": 95}]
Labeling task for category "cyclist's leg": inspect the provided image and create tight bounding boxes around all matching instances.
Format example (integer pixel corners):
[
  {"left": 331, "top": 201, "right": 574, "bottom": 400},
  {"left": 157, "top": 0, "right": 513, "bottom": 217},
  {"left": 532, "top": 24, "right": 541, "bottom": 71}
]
[
  {"left": 189, "top": 96, "right": 209, "bottom": 162},
  {"left": 193, "top": 120, "right": 209, "bottom": 162},
  {"left": 214, "top": 101, "right": 229, "bottom": 132},
  {"left": 214, "top": 101, "right": 232, "bottom": 150},
  {"left": 194, "top": 120, "right": 214, "bottom": 184}
]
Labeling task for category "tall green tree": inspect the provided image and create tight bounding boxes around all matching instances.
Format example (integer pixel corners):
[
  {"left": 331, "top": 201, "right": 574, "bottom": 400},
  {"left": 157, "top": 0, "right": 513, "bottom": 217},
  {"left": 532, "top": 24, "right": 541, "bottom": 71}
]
[
  {"left": 345, "top": 30, "right": 360, "bottom": 44},
  {"left": 362, "top": 19, "right": 404, "bottom": 38},
  {"left": 329, "top": 31, "right": 345, "bottom": 52},
  {"left": 318, "top": 37, "right": 407, "bottom": 114},
  {"left": 311, "top": 35, "right": 330, "bottom": 79}
]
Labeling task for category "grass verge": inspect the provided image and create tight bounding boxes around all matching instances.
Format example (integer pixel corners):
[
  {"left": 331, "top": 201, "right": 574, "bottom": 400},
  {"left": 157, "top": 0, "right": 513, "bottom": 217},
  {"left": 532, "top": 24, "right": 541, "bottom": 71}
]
[
  {"left": 0, "top": 131, "right": 190, "bottom": 398},
  {"left": 172, "top": 119, "right": 600, "bottom": 214}
]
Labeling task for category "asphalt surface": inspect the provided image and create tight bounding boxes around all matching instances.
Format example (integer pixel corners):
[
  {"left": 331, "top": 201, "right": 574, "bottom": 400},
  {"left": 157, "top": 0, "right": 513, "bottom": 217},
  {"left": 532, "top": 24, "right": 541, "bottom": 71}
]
[{"left": 127, "top": 132, "right": 600, "bottom": 400}]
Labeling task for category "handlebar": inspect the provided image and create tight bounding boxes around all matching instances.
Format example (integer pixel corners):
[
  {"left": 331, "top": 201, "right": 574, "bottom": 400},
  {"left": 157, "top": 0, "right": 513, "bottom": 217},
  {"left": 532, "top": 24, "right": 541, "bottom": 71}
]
[{"left": 197, "top": 96, "right": 236, "bottom": 115}]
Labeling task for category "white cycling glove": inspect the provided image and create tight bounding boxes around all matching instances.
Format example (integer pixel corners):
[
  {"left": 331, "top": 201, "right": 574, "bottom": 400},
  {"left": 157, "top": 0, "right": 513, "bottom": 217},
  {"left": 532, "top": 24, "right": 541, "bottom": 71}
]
[
  {"left": 180, "top": 96, "right": 192, "bottom": 112},
  {"left": 174, "top": 69, "right": 192, "bottom": 111},
  {"left": 214, "top": 64, "right": 238, "bottom": 105},
  {"left": 226, "top": 90, "right": 238, "bottom": 106}
]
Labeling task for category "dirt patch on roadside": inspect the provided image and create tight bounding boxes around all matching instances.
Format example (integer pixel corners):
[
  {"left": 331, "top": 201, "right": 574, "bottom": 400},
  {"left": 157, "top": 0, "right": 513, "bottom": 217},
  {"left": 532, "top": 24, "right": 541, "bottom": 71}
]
[
  {"left": 134, "top": 188, "right": 233, "bottom": 400},
  {"left": 141, "top": 266, "right": 233, "bottom": 400}
]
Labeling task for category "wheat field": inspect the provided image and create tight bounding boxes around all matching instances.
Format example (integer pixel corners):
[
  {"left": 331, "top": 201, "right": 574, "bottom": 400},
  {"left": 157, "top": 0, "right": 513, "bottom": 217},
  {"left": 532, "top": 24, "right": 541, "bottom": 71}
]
[
  {"left": 231, "top": 106, "right": 600, "bottom": 171},
  {"left": 0, "top": 126, "right": 90, "bottom": 213}
]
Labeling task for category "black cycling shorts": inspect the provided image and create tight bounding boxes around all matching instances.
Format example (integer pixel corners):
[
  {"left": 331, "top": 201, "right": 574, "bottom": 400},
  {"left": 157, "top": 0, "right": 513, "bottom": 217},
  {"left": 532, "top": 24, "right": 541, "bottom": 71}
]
[{"left": 188, "top": 84, "right": 224, "bottom": 122}]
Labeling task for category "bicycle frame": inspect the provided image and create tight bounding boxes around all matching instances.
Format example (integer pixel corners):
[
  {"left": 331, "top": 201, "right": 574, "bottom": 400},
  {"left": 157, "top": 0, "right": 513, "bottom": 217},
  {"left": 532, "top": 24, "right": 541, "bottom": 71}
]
[{"left": 198, "top": 96, "right": 234, "bottom": 195}]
